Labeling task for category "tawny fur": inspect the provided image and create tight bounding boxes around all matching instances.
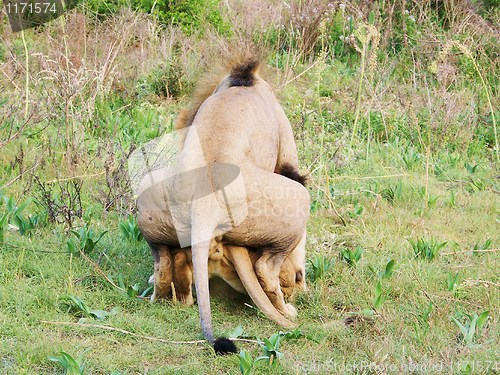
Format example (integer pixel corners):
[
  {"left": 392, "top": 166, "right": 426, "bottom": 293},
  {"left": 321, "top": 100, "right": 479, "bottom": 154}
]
[
  {"left": 175, "top": 51, "right": 262, "bottom": 132},
  {"left": 138, "top": 50, "right": 309, "bottom": 347},
  {"left": 150, "top": 240, "right": 306, "bottom": 303}
]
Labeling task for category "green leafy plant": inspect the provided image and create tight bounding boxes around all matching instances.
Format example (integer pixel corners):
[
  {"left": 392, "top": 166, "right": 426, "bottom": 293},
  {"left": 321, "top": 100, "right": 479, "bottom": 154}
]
[
  {"left": 427, "top": 193, "right": 440, "bottom": 208},
  {"left": 369, "top": 259, "right": 396, "bottom": 279},
  {"left": 373, "top": 280, "right": 390, "bottom": 310},
  {"left": 402, "top": 147, "right": 421, "bottom": 170},
  {"left": 238, "top": 350, "right": 254, "bottom": 375},
  {"left": 413, "top": 302, "right": 433, "bottom": 343},
  {"left": 0, "top": 193, "right": 40, "bottom": 237},
  {"left": 238, "top": 331, "right": 293, "bottom": 374},
  {"left": 380, "top": 181, "right": 403, "bottom": 203},
  {"left": 117, "top": 273, "right": 152, "bottom": 298},
  {"left": 347, "top": 201, "right": 364, "bottom": 218},
  {"left": 11, "top": 213, "right": 40, "bottom": 236},
  {"left": 308, "top": 254, "right": 335, "bottom": 281},
  {"left": 139, "top": 0, "right": 231, "bottom": 35},
  {"left": 408, "top": 238, "right": 447, "bottom": 261},
  {"left": 67, "top": 225, "right": 107, "bottom": 255},
  {"left": 466, "top": 177, "right": 486, "bottom": 192},
  {"left": 61, "top": 295, "right": 119, "bottom": 321},
  {"left": 452, "top": 311, "right": 489, "bottom": 347},
  {"left": 447, "top": 272, "right": 459, "bottom": 296},
  {"left": 340, "top": 246, "right": 364, "bottom": 267},
  {"left": 421, "top": 302, "right": 433, "bottom": 327},
  {"left": 472, "top": 239, "right": 492, "bottom": 255},
  {"left": 258, "top": 333, "right": 283, "bottom": 365},
  {"left": 447, "top": 153, "right": 461, "bottom": 168},
  {"left": 448, "top": 190, "right": 456, "bottom": 208},
  {"left": 119, "top": 215, "right": 143, "bottom": 242},
  {"left": 433, "top": 162, "right": 445, "bottom": 178},
  {"left": 0, "top": 211, "right": 7, "bottom": 244},
  {"left": 464, "top": 162, "right": 479, "bottom": 174},
  {"left": 48, "top": 349, "right": 90, "bottom": 375}
]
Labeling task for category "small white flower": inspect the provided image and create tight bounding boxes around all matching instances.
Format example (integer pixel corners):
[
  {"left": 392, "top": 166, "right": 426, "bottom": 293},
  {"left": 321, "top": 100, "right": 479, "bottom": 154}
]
[
  {"left": 339, "top": 3, "right": 345, "bottom": 9},
  {"left": 409, "top": 15, "right": 415, "bottom": 22}
]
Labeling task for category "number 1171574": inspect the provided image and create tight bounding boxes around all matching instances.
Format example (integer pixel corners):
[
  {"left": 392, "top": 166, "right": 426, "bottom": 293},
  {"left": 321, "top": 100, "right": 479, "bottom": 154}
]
[{"left": 5, "top": 2, "right": 57, "bottom": 15}]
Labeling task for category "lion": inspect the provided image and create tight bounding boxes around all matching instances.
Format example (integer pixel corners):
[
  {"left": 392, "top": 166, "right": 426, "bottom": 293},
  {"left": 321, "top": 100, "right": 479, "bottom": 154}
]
[
  {"left": 137, "top": 52, "right": 309, "bottom": 353},
  {"left": 149, "top": 236, "right": 307, "bottom": 306}
]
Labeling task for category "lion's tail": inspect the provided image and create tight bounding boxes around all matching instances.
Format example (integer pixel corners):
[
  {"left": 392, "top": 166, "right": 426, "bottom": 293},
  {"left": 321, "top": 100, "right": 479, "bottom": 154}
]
[{"left": 190, "top": 202, "right": 237, "bottom": 355}]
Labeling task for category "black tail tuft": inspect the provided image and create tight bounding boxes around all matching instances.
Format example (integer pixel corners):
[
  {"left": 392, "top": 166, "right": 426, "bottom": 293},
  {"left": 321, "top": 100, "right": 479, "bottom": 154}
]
[
  {"left": 279, "top": 163, "right": 308, "bottom": 186},
  {"left": 229, "top": 59, "right": 259, "bottom": 87},
  {"left": 214, "top": 337, "right": 238, "bottom": 355}
]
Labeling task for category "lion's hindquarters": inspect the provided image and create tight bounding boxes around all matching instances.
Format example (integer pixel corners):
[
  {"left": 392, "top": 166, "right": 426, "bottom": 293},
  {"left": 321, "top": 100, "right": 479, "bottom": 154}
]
[{"left": 226, "top": 245, "right": 295, "bottom": 328}]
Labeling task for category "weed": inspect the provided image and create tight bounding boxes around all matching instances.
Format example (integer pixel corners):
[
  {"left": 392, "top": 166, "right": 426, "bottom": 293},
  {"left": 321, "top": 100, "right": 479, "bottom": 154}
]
[
  {"left": 33, "top": 176, "right": 83, "bottom": 228},
  {"left": 408, "top": 238, "right": 447, "bottom": 261},
  {"left": 340, "top": 246, "right": 364, "bottom": 267},
  {"left": 402, "top": 147, "right": 421, "bottom": 170},
  {"left": 0, "top": 193, "right": 42, "bottom": 237},
  {"left": 347, "top": 201, "right": 364, "bottom": 218},
  {"left": 238, "top": 349, "right": 254, "bottom": 375},
  {"left": 369, "top": 259, "right": 396, "bottom": 279},
  {"left": 117, "top": 273, "right": 152, "bottom": 298},
  {"left": 238, "top": 331, "right": 289, "bottom": 374},
  {"left": 258, "top": 333, "right": 283, "bottom": 365},
  {"left": 447, "top": 272, "right": 459, "bottom": 296},
  {"left": 464, "top": 162, "right": 479, "bottom": 174},
  {"left": 60, "top": 295, "right": 119, "bottom": 321},
  {"left": 413, "top": 302, "right": 433, "bottom": 343},
  {"left": 421, "top": 302, "right": 433, "bottom": 327},
  {"left": 119, "top": 215, "right": 143, "bottom": 243},
  {"left": 308, "top": 254, "right": 335, "bottom": 281},
  {"left": 447, "top": 153, "right": 461, "bottom": 168},
  {"left": 66, "top": 225, "right": 108, "bottom": 255},
  {"left": 472, "top": 239, "right": 492, "bottom": 256},
  {"left": 0, "top": 211, "right": 7, "bottom": 243},
  {"left": 427, "top": 193, "right": 440, "bottom": 209},
  {"left": 48, "top": 348, "right": 90, "bottom": 375},
  {"left": 380, "top": 181, "right": 403, "bottom": 203},
  {"left": 373, "top": 280, "right": 390, "bottom": 310},
  {"left": 465, "top": 178, "right": 486, "bottom": 193},
  {"left": 447, "top": 190, "right": 456, "bottom": 208},
  {"left": 433, "top": 162, "right": 445, "bottom": 178},
  {"left": 452, "top": 311, "right": 489, "bottom": 347}
]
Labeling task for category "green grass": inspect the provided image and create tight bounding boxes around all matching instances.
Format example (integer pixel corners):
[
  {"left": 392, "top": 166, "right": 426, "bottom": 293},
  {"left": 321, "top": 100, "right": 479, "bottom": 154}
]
[
  {"left": 1, "top": 2, "right": 499, "bottom": 373},
  {"left": 1, "top": 144, "right": 497, "bottom": 373}
]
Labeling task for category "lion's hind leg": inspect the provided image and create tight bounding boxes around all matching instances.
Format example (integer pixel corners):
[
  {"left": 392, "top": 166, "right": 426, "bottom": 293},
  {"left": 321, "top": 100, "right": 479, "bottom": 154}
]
[
  {"left": 172, "top": 249, "right": 195, "bottom": 305},
  {"left": 255, "top": 250, "right": 297, "bottom": 319},
  {"left": 150, "top": 245, "right": 174, "bottom": 301}
]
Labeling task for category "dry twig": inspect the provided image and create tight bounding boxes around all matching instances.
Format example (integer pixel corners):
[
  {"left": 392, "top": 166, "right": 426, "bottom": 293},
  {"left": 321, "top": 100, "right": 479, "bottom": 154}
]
[{"left": 40, "top": 320, "right": 261, "bottom": 345}]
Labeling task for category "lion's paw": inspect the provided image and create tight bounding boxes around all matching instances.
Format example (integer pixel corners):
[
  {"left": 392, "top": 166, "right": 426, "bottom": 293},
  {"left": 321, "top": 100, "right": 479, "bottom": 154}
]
[{"left": 283, "top": 303, "right": 298, "bottom": 320}]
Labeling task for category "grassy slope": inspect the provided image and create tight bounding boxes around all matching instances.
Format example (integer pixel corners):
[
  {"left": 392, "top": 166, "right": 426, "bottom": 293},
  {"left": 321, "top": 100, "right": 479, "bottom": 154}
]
[{"left": 1, "top": 2, "right": 499, "bottom": 374}]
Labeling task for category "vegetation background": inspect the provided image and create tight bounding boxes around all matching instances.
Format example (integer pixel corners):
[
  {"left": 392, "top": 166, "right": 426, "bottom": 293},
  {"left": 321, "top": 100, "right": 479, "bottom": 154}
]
[{"left": 0, "top": 0, "right": 498, "bottom": 373}]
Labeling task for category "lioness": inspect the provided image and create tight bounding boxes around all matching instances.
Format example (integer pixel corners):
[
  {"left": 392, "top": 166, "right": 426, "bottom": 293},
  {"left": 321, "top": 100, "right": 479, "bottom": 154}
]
[
  {"left": 138, "top": 54, "right": 309, "bottom": 353},
  {"left": 150, "top": 236, "right": 307, "bottom": 305}
]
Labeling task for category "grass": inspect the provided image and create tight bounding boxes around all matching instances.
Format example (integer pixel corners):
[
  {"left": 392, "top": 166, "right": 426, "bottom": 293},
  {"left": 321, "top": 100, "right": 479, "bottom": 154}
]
[
  {"left": 1, "top": 1, "right": 499, "bottom": 373},
  {"left": 1, "top": 145, "right": 497, "bottom": 373}
]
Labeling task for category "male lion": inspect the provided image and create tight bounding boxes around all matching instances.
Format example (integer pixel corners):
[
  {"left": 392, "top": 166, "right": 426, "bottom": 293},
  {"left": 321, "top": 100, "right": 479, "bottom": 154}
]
[{"left": 137, "top": 54, "right": 309, "bottom": 353}]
